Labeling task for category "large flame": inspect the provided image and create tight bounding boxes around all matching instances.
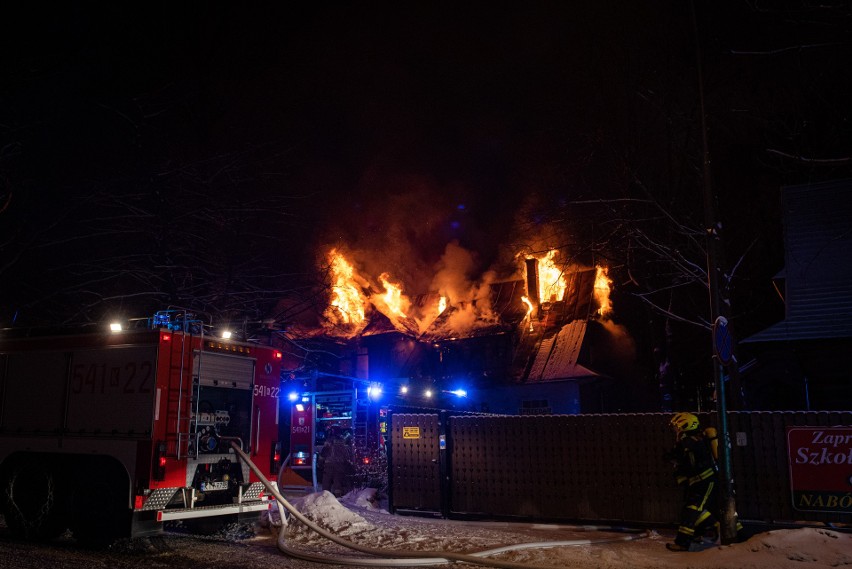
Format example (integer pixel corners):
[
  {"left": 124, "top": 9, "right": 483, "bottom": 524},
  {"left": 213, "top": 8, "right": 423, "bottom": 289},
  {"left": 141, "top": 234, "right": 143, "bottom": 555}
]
[
  {"left": 377, "top": 272, "right": 409, "bottom": 319},
  {"left": 529, "top": 249, "right": 567, "bottom": 303},
  {"left": 594, "top": 266, "right": 612, "bottom": 317},
  {"left": 325, "top": 249, "right": 367, "bottom": 326},
  {"left": 324, "top": 249, "right": 417, "bottom": 334},
  {"left": 321, "top": 243, "right": 602, "bottom": 339}
]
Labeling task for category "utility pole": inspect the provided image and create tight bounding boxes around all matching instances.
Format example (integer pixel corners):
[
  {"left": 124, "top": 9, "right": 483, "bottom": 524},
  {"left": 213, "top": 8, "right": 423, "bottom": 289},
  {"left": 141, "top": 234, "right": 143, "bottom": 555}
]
[{"left": 689, "top": 0, "right": 738, "bottom": 544}]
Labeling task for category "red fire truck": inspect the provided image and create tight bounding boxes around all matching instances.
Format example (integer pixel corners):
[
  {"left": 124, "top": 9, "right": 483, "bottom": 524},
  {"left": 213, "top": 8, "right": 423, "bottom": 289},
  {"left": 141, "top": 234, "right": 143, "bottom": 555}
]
[
  {"left": 287, "top": 385, "right": 388, "bottom": 486},
  {"left": 0, "top": 323, "right": 284, "bottom": 543}
]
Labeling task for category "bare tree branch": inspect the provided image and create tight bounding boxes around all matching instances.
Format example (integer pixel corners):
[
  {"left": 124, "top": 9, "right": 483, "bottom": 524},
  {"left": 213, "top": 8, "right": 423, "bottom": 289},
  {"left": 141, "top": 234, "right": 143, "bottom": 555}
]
[{"left": 765, "top": 149, "right": 852, "bottom": 164}]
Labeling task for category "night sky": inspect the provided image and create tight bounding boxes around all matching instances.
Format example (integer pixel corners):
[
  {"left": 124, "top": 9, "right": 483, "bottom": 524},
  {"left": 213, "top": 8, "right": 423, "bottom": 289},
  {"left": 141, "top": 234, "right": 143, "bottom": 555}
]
[{"left": 1, "top": 2, "right": 851, "bottom": 348}]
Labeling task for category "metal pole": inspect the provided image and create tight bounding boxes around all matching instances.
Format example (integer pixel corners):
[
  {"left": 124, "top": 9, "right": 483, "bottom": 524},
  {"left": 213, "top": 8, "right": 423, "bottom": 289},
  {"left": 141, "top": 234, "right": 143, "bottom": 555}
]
[{"left": 690, "top": 0, "right": 738, "bottom": 544}]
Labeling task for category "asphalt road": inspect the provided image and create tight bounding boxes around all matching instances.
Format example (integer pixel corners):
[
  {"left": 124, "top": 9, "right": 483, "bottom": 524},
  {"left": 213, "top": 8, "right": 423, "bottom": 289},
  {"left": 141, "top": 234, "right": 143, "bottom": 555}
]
[{"left": 0, "top": 521, "right": 293, "bottom": 569}]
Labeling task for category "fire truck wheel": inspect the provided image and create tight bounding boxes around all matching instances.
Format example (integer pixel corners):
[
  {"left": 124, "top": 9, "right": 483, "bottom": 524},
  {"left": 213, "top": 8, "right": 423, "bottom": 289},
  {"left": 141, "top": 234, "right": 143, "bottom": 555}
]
[
  {"left": 0, "top": 455, "right": 68, "bottom": 540},
  {"left": 69, "top": 459, "right": 130, "bottom": 547}
]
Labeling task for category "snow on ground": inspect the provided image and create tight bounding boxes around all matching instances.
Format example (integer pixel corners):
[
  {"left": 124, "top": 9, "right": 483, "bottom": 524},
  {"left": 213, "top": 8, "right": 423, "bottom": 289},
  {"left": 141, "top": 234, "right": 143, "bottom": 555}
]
[{"left": 268, "top": 489, "right": 852, "bottom": 569}]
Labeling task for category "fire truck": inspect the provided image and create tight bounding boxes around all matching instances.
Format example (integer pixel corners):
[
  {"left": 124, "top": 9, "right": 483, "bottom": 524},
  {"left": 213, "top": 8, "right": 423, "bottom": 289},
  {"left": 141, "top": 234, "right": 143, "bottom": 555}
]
[
  {"left": 287, "top": 382, "right": 388, "bottom": 486},
  {"left": 0, "top": 316, "right": 284, "bottom": 543}
]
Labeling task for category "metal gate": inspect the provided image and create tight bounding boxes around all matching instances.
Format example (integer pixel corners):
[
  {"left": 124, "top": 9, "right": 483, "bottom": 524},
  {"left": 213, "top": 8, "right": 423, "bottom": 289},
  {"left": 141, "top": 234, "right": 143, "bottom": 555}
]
[
  {"left": 389, "top": 410, "right": 852, "bottom": 524},
  {"left": 388, "top": 413, "right": 442, "bottom": 514}
]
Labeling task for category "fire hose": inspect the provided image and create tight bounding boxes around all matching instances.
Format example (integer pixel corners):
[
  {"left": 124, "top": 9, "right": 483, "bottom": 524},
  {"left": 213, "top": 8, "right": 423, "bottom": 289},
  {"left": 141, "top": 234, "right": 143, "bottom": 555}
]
[{"left": 231, "top": 442, "right": 648, "bottom": 568}]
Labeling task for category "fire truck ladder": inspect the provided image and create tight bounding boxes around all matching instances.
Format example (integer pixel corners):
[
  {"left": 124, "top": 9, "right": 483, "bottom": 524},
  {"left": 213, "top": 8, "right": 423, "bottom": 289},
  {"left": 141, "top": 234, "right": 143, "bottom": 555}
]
[
  {"left": 154, "top": 310, "right": 210, "bottom": 460},
  {"left": 164, "top": 332, "right": 197, "bottom": 460}
]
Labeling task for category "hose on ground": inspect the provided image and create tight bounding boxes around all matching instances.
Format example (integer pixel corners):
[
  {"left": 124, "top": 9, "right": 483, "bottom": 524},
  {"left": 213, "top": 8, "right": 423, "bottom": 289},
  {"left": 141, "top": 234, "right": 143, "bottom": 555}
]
[{"left": 232, "top": 442, "right": 648, "bottom": 569}]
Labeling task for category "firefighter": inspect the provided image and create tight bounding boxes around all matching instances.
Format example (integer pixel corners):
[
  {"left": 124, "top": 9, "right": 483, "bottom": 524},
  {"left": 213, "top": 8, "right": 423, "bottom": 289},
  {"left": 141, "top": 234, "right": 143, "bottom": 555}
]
[
  {"left": 664, "top": 412, "right": 721, "bottom": 552},
  {"left": 319, "top": 426, "right": 354, "bottom": 497}
]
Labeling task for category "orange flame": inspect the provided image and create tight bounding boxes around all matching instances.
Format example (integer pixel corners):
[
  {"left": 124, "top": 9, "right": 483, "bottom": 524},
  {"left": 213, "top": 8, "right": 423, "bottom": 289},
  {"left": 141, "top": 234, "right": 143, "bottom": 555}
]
[
  {"left": 415, "top": 294, "right": 448, "bottom": 334},
  {"left": 325, "top": 249, "right": 367, "bottom": 326},
  {"left": 521, "top": 295, "right": 534, "bottom": 331},
  {"left": 378, "top": 272, "right": 408, "bottom": 319},
  {"left": 594, "top": 266, "right": 612, "bottom": 317},
  {"left": 529, "top": 249, "right": 566, "bottom": 303}
]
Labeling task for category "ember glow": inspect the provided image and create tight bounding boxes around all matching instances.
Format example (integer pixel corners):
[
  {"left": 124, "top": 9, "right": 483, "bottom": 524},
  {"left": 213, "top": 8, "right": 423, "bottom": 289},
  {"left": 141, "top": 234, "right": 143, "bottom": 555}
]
[
  {"left": 594, "top": 265, "right": 612, "bottom": 317},
  {"left": 325, "top": 249, "right": 367, "bottom": 326},
  {"left": 521, "top": 295, "right": 534, "bottom": 331}
]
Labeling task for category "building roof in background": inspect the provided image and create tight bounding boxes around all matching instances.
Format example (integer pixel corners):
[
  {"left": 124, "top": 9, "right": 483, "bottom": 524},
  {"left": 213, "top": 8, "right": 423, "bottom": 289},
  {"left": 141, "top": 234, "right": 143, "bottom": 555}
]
[
  {"left": 525, "top": 320, "right": 598, "bottom": 381},
  {"left": 744, "top": 179, "right": 852, "bottom": 343}
]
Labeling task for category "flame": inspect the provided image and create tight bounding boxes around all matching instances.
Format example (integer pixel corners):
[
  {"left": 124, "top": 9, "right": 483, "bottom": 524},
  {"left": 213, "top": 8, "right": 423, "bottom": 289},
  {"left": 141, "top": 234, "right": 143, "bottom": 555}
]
[
  {"left": 594, "top": 266, "right": 612, "bottom": 317},
  {"left": 325, "top": 249, "right": 367, "bottom": 326},
  {"left": 438, "top": 296, "right": 447, "bottom": 314},
  {"left": 378, "top": 272, "right": 408, "bottom": 318},
  {"left": 529, "top": 249, "right": 566, "bottom": 303},
  {"left": 521, "top": 295, "right": 534, "bottom": 331}
]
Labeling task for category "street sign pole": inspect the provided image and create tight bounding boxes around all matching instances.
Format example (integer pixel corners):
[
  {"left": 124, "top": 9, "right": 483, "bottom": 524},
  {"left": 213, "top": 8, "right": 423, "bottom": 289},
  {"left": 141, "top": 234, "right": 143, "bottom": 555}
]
[
  {"left": 712, "top": 317, "right": 737, "bottom": 543},
  {"left": 692, "top": 0, "right": 738, "bottom": 544}
]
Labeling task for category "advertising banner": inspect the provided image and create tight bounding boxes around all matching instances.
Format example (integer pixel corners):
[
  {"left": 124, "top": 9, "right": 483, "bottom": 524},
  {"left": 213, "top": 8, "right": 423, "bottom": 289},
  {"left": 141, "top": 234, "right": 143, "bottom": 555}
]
[{"left": 787, "top": 427, "right": 852, "bottom": 513}]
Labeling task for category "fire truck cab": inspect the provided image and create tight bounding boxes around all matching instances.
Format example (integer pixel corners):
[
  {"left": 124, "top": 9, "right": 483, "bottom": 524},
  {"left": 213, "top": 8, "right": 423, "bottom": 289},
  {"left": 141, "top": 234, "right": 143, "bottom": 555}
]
[{"left": 0, "top": 313, "right": 284, "bottom": 543}]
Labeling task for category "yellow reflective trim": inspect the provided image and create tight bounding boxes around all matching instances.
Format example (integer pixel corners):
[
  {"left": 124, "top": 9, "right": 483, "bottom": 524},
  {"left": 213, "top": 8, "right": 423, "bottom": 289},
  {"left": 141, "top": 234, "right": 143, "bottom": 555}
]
[{"left": 688, "top": 468, "right": 715, "bottom": 485}]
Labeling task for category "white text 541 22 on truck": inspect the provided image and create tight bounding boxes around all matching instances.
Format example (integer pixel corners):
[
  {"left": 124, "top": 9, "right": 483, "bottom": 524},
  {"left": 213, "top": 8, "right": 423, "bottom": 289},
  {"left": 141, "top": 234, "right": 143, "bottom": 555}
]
[{"left": 0, "top": 328, "right": 285, "bottom": 543}]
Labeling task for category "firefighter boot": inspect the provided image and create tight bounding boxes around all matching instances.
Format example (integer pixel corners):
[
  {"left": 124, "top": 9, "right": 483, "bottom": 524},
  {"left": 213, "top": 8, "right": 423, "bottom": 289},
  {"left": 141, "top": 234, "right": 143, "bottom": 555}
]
[
  {"left": 666, "top": 542, "right": 691, "bottom": 552},
  {"left": 697, "top": 521, "right": 719, "bottom": 544},
  {"left": 667, "top": 531, "right": 699, "bottom": 552}
]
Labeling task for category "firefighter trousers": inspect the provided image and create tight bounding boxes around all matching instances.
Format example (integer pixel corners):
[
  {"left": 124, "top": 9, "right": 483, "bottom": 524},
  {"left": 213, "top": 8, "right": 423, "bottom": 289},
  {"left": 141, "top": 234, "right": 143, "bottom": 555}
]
[{"left": 674, "top": 479, "right": 717, "bottom": 545}]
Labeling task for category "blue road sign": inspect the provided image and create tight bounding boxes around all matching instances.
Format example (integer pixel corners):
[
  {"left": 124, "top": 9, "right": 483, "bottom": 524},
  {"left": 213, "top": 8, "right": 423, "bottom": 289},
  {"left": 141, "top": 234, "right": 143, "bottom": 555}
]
[{"left": 712, "top": 316, "right": 733, "bottom": 366}]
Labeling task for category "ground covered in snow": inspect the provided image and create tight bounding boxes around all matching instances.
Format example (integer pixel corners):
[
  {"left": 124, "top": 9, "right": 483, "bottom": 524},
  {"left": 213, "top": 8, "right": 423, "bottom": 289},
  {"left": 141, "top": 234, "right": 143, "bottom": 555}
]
[
  {"left": 1, "top": 490, "right": 850, "bottom": 569},
  {"left": 269, "top": 489, "right": 852, "bottom": 569}
]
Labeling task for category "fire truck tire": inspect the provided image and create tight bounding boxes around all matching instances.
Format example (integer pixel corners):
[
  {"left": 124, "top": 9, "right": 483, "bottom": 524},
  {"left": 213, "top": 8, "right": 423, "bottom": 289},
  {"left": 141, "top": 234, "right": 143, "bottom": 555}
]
[
  {"left": 0, "top": 455, "right": 69, "bottom": 540},
  {"left": 68, "top": 458, "right": 131, "bottom": 547}
]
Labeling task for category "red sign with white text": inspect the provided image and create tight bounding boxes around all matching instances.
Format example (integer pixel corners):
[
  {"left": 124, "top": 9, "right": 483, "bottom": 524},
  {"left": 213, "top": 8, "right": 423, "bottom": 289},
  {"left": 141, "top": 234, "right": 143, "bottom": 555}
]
[{"left": 787, "top": 427, "right": 852, "bottom": 513}]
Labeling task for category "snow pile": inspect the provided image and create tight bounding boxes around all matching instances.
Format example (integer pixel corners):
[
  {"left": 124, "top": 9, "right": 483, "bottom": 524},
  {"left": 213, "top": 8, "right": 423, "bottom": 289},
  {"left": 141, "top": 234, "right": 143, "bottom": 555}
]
[
  {"left": 285, "top": 491, "right": 375, "bottom": 540},
  {"left": 340, "top": 487, "right": 387, "bottom": 512}
]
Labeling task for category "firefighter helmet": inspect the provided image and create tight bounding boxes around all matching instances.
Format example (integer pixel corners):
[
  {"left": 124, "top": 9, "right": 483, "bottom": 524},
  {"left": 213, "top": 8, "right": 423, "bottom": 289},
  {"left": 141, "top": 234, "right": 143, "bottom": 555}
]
[{"left": 670, "top": 412, "right": 700, "bottom": 435}]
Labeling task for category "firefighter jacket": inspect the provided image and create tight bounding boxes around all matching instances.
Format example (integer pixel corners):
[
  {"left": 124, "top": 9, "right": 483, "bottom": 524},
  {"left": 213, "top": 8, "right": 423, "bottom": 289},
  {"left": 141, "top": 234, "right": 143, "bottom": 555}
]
[
  {"left": 320, "top": 435, "right": 354, "bottom": 466},
  {"left": 670, "top": 430, "right": 718, "bottom": 487}
]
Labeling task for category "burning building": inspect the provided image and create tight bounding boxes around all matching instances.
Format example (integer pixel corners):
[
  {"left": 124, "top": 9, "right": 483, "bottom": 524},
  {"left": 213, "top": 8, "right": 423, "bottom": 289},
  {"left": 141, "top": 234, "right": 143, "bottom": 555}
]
[{"left": 284, "top": 243, "right": 625, "bottom": 415}]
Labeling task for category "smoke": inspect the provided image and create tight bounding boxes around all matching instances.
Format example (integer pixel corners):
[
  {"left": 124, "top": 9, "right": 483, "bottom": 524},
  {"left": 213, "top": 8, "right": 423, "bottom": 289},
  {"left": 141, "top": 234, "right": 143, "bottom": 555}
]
[
  {"left": 423, "top": 242, "right": 500, "bottom": 335},
  {"left": 601, "top": 319, "right": 635, "bottom": 355},
  {"left": 311, "top": 171, "right": 614, "bottom": 339},
  {"left": 430, "top": 241, "right": 478, "bottom": 304},
  {"left": 593, "top": 317, "right": 637, "bottom": 377},
  {"left": 318, "top": 173, "right": 456, "bottom": 295}
]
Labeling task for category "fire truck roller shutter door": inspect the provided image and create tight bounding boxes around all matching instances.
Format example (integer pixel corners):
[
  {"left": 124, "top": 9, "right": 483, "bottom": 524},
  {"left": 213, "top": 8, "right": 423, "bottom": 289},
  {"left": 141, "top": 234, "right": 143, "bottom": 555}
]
[{"left": 193, "top": 352, "right": 255, "bottom": 389}]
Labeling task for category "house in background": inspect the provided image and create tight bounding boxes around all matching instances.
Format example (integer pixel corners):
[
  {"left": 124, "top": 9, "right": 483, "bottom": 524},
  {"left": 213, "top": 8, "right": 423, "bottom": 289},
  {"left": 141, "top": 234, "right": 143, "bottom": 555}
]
[
  {"left": 740, "top": 179, "right": 852, "bottom": 410},
  {"left": 285, "top": 265, "right": 631, "bottom": 415}
]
